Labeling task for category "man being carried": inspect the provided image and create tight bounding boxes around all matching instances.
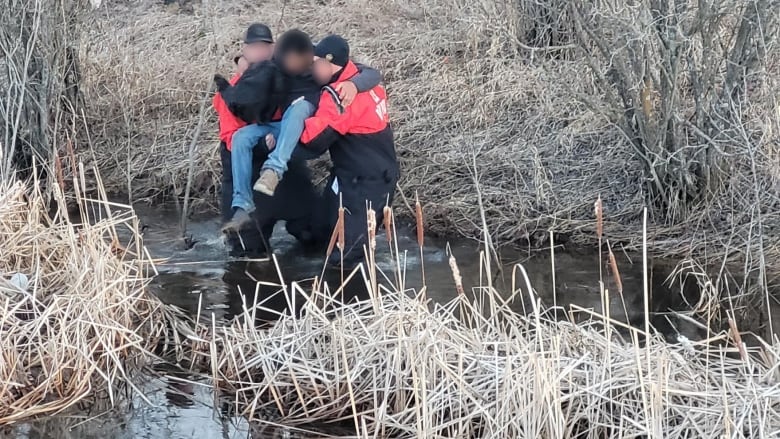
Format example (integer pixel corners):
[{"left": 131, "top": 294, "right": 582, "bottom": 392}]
[
  {"left": 299, "top": 35, "right": 400, "bottom": 267},
  {"left": 219, "top": 30, "right": 383, "bottom": 232}
]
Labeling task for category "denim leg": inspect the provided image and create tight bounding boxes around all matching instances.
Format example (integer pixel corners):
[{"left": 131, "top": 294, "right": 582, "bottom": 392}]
[
  {"left": 231, "top": 123, "right": 279, "bottom": 212},
  {"left": 262, "top": 99, "right": 316, "bottom": 177}
]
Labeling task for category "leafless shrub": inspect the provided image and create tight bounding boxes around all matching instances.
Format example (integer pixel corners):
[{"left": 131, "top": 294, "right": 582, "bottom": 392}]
[
  {"left": 0, "top": 0, "right": 89, "bottom": 181},
  {"left": 568, "top": 0, "right": 780, "bottom": 222}
]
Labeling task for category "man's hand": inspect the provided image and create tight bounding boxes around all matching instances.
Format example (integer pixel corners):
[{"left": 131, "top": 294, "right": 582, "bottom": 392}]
[
  {"left": 335, "top": 81, "right": 358, "bottom": 107},
  {"left": 214, "top": 74, "right": 230, "bottom": 92},
  {"left": 265, "top": 133, "right": 276, "bottom": 151}
]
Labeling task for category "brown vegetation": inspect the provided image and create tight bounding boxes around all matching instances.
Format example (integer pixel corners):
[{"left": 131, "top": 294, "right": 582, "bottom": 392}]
[
  {"left": 0, "top": 178, "right": 172, "bottom": 424},
  {"left": 0, "top": 0, "right": 86, "bottom": 180},
  {"left": 204, "top": 241, "right": 780, "bottom": 437},
  {"left": 3, "top": 0, "right": 779, "bottom": 430},
  {"left": 72, "top": 0, "right": 780, "bottom": 269}
]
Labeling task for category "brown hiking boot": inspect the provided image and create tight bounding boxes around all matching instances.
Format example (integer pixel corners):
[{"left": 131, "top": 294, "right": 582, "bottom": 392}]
[
  {"left": 221, "top": 208, "right": 253, "bottom": 233},
  {"left": 253, "top": 169, "right": 279, "bottom": 196}
]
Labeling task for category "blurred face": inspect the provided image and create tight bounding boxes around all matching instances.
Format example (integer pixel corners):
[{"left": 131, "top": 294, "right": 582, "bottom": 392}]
[
  {"left": 312, "top": 57, "right": 338, "bottom": 85},
  {"left": 283, "top": 51, "right": 314, "bottom": 75},
  {"left": 236, "top": 56, "right": 250, "bottom": 75},
  {"left": 242, "top": 41, "right": 273, "bottom": 64}
]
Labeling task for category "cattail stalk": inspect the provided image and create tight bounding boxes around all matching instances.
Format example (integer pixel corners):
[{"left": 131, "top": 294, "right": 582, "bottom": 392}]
[
  {"left": 367, "top": 208, "right": 378, "bottom": 303},
  {"left": 415, "top": 192, "right": 426, "bottom": 289},
  {"left": 595, "top": 196, "right": 603, "bottom": 286}
]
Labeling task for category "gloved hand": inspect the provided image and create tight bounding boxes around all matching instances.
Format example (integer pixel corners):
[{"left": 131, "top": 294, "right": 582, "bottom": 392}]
[{"left": 214, "top": 74, "right": 230, "bottom": 92}]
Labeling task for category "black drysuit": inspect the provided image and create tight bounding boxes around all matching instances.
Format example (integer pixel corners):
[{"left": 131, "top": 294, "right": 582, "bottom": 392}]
[
  {"left": 220, "top": 141, "right": 319, "bottom": 257},
  {"left": 299, "top": 61, "right": 400, "bottom": 267}
]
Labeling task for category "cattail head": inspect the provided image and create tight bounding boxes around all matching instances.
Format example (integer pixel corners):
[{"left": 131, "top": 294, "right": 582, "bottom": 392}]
[
  {"left": 607, "top": 244, "right": 623, "bottom": 294},
  {"left": 594, "top": 196, "right": 603, "bottom": 240},
  {"left": 383, "top": 205, "right": 393, "bottom": 245},
  {"left": 415, "top": 193, "right": 424, "bottom": 249},
  {"left": 448, "top": 254, "right": 465, "bottom": 296},
  {"left": 337, "top": 206, "right": 345, "bottom": 251},
  {"left": 325, "top": 217, "right": 341, "bottom": 260},
  {"left": 54, "top": 151, "right": 65, "bottom": 192}
]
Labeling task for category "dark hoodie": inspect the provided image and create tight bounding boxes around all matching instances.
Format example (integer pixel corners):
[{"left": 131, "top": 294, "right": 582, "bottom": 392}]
[{"left": 214, "top": 60, "right": 287, "bottom": 125}]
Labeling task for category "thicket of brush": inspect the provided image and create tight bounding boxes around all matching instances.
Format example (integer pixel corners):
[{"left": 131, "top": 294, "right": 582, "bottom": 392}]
[
  {"left": 0, "top": 178, "right": 173, "bottom": 425},
  {"left": 74, "top": 0, "right": 780, "bottom": 264},
  {"left": 0, "top": 0, "right": 88, "bottom": 181}
]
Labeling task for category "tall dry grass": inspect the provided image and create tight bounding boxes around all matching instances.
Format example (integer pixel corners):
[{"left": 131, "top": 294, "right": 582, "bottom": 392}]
[
  {"left": 0, "top": 176, "right": 174, "bottom": 424},
  {"left": 77, "top": 0, "right": 780, "bottom": 269},
  {"left": 202, "top": 234, "right": 780, "bottom": 438}
]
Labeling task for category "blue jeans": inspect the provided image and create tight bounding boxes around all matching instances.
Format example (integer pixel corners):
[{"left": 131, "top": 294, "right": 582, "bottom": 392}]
[
  {"left": 262, "top": 99, "right": 316, "bottom": 176},
  {"left": 230, "top": 122, "right": 280, "bottom": 212}
]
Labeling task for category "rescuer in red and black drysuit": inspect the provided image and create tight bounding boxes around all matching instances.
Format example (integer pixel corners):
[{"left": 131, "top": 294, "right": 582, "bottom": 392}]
[{"left": 299, "top": 35, "right": 400, "bottom": 267}]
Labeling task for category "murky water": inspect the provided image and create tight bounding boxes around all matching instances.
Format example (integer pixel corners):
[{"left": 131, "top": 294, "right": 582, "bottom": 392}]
[{"left": 3, "top": 205, "right": 705, "bottom": 438}]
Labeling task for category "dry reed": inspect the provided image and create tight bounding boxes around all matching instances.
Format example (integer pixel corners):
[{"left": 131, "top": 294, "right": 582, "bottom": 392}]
[
  {"left": 204, "top": 251, "right": 780, "bottom": 438},
  {"left": 0, "top": 177, "right": 175, "bottom": 425}
]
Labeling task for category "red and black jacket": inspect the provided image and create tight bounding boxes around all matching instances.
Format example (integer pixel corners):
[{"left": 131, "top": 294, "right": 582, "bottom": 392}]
[
  {"left": 213, "top": 73, "right": 246, "bottom": 151},
  {"left": 300, "top": 61, "right": 399, "bottom": 183}
]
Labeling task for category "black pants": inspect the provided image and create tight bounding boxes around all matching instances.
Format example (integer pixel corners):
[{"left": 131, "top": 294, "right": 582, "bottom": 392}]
[
  {"left": 219, "top": 142, "right": 319, "bottom": 256},
  {"left": 318, "top": 172, "right": 397, "bottom": 266}
]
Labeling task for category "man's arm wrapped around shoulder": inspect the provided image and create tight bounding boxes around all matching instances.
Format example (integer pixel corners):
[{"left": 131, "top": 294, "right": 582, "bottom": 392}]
[{"left": 351, "top": 63, "right": 383, "bottom": 92}]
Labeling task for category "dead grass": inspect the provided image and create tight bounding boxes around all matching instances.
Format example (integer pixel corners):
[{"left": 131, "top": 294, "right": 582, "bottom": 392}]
[
  {"left": 201, "top": 229, "right": 780, "bottom": 438},
  {"left": 77, "top": 0, "right": 780, "bottom": 269},
  {"left": 0, "top": 175, "right": 173, "bottom": 424}
]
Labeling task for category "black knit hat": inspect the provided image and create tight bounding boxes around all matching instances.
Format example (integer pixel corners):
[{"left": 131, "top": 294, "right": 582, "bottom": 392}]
[
  {"left": 244, "top": 23, "right": 273, "bottom": 44},
  {"left": 314, "top": 35, "right": 349, "bottom": 67}
]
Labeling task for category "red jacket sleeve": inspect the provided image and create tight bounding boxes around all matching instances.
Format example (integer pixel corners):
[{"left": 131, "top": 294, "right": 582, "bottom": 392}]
[
  {"left": 300, "top": 82, "right": 390, "bottom": 153},
  {"left": 213, "top": 74, "right": 246, "bottom": 151},
  {"left": 299, "top": 89, "right": 345, "bottom": 154},
  {"left": 301, "top": 91, "right": 342, "bottom": 142}
]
